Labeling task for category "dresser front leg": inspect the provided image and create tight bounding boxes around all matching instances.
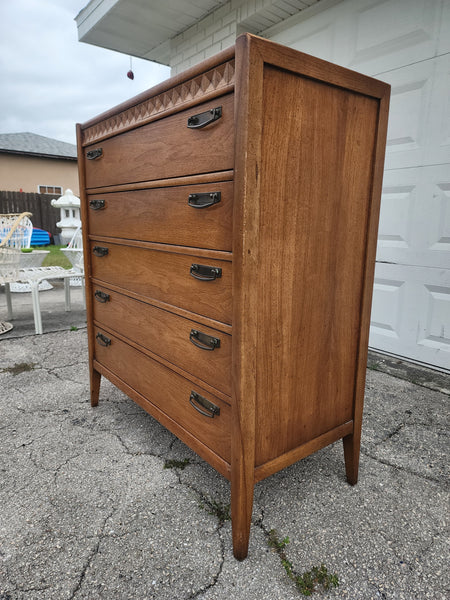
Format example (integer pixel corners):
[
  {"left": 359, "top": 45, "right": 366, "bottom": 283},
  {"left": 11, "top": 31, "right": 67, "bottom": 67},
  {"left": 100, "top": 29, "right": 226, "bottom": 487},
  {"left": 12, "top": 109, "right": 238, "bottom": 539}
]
[
  {"left": 231, "top": 455, "right": 254, "bottom": 560},
  {"left": 343, "top": 432, "right": 360, "bottom": 486},
  {"left": 90, "top": 368, "right": 101, "bottom": 407}
]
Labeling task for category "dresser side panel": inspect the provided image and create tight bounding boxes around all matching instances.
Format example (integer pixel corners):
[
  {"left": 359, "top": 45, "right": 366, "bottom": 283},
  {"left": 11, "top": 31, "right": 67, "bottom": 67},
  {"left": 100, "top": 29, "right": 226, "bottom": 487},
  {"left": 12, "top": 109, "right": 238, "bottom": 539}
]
[{"left": 254, "top": 65, "right": 380, "bottom": 466}]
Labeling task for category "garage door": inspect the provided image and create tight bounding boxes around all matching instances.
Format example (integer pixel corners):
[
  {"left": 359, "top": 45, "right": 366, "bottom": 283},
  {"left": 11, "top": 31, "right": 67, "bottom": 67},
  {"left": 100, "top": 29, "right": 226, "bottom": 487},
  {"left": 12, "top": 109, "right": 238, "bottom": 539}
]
[{"left": 268, "top": 0, "right": 450, "bottom": 371}]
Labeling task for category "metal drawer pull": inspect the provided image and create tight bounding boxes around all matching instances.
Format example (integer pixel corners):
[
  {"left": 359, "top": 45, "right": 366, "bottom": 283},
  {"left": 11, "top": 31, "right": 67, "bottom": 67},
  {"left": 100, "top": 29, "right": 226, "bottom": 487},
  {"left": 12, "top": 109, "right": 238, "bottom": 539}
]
[
  {"left": 189, "top": 391, "right": 220, "bottom": 418},
  {"left": 96, "top": 332, "right": 111, "bottom": 347},
  {"left": 187, "top": 106, "right": 222, "bottom": 129},
  {"left": 189, "top": 329, "right": 220, "bottom": 351},
  {"left": 190, "top": 263, "right": 222, "bottom": 281},
  {"left": 94, "top": 290, "right": 110, "bottom": 303},
  {"left": 86, "top": 148, "right": 103, "bottom": 160},
  {"left": 188, "top": 192, "right": 221, "bottom": 209},
  {"left": 89, "top": 199, "right": 106, "bottom": 210},
  {"left": 93, "top": 246, "right": 109, "bottom": 257}
]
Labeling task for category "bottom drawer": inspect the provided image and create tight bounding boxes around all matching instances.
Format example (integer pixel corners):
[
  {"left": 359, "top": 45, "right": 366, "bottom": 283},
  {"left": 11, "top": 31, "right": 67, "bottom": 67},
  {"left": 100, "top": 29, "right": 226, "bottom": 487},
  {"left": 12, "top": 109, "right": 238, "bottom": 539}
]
[{"left": 94, "top": 327, "right": 231, "bottom": 462}]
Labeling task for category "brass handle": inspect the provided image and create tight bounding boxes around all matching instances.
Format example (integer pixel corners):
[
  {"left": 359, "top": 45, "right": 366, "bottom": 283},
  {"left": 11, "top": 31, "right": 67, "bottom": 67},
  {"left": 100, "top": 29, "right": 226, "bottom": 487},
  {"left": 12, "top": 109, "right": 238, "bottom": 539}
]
[
  {"left": 96, "top": 332, "right": 111, "bottom": 347},
  {"left": 189, "top": 329, "right": 220, "bottom": 351},
  {"left": 190, "top": 263, "right": 222, "bottom": 281},
  {"left": 89, "top": 199, "right": 105, "bottom": 210},
  {"left": 189, "top": 391, "right": 220, "bottom": 418},
  {"left": 187, "top": 107, "right": 222, "bottom": 129},
  {"left": 86, "top": 148, "right": 103, "bottom": 160},
  {"left": 94, "top": 290, "right": 110, "bottom": 303},
  {"left": 188, "top": 192, "right": 221, "bottom": 209},
  {"left": 93, "top": 246, "right": 108, "bottom": 257}
]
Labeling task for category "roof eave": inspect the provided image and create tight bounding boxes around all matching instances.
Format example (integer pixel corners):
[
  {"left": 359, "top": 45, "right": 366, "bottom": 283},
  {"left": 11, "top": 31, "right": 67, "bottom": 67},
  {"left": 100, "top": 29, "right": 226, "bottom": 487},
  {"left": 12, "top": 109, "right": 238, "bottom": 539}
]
[{"left": 0, "top": 149, "right": 78, "bottom": 161}]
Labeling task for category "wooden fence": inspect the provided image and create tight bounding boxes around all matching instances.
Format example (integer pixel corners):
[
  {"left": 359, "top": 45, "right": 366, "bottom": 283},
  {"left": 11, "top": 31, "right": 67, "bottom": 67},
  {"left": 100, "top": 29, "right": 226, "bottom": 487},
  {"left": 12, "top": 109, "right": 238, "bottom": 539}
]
[{"left": 0, "top": 190, "right": 60, "bottom": 239}]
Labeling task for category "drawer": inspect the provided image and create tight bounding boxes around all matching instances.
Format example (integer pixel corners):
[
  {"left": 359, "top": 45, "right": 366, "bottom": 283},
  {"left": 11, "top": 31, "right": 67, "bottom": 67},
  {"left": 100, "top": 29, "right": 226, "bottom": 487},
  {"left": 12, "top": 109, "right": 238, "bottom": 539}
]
[
  {"left": 88, "top": 180, "right": 233, "bottom": 251},
  {"left": 90, "top": 241, "right": 232, "bottom": 324},
  {"left": 94, "top": 328, "right": 231, "bottom": 462},
  {"left": 92, "top": 285, "right": 231, "bottom": 396},
  {"left": 84, "top": 94, "right": 234, "bottom": 189}
]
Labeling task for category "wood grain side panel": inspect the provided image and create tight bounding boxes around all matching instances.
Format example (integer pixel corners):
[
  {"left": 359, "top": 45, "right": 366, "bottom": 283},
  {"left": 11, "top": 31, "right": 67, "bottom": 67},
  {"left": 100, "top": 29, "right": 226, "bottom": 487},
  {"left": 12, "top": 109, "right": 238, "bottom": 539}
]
[
  {"left": 89, "top": 241, "right": 232, "bottom": 324},
  {"left": 88, "top": 180, "right": 233, "bottom": 251},
  {"left": 92, "top": 285, "right": 232, "bottom": 396},
  {"left": 84, "top": 94, "right": 234, "bottom": 189},
  {"left": 254, "top": 66, "right": 380, "bottom": 466},
  {"left": 92, "top": 331, "right": 231, "bottom": 463}
]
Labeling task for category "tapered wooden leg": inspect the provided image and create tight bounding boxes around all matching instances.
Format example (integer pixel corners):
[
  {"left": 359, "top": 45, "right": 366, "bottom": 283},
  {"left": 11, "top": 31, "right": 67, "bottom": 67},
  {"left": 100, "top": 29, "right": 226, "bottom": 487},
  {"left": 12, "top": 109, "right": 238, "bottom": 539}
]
[
  {"left": 90, "top": 368, "right": 101, "bottom": 407},
  {"left": 231, "top": 464, "right": 254, "bottom": 560},
  {"left": 343, "top": 432, "right": 360, "bottom": 485}
]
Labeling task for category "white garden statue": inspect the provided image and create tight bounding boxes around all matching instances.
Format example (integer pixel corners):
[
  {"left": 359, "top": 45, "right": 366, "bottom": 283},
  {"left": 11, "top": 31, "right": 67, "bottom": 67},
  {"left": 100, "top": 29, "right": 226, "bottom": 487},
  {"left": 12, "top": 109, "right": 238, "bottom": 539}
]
[{"left": 51, "top": 189, "right": 81, "bottom": 245}]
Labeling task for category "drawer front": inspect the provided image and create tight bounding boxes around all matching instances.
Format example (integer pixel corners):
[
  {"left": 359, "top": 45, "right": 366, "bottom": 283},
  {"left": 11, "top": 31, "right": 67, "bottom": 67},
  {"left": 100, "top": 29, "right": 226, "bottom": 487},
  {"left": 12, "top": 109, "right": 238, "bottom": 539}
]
[
  {"left": 90, "top": 241, "right": 232, "bottom": 324},
  {"left": 92, "top": 285, "right": 231, "bottom": 396},
  {"left": 88, "top": 180, "right": 233, "bottom": 251},
  {"left": 94, "top": 328, "right": 231, "bottom": 462},
  {"left": 84, "top": 94, "right": 234, "bottom": 189}
]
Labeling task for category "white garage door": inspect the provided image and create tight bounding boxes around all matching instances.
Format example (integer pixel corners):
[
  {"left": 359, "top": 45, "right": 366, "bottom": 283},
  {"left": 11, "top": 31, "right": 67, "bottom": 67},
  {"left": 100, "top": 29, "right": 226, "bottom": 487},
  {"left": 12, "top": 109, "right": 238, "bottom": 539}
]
[{"left": 268, "top": 0, "right": 450, "bottom": 372}]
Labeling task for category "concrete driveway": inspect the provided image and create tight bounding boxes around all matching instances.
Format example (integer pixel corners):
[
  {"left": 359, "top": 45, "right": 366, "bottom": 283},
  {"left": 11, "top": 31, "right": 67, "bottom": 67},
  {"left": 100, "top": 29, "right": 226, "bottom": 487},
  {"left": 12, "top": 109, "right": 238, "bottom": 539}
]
[{"left": 0, "top": 286, "right": 448, "bottom": 599}]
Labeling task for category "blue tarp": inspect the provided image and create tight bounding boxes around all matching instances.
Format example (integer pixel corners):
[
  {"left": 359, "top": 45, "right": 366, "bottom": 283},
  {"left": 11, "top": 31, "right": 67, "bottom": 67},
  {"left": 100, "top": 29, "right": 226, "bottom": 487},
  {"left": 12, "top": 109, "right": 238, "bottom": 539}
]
[{"left": 30, "top": 228, "right": 51, "bottom": 246}]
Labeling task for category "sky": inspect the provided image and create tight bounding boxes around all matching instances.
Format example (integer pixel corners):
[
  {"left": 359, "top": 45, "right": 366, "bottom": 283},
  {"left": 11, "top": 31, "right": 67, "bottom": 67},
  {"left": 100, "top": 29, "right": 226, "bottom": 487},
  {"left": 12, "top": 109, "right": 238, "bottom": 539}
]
[{"left": 0, "top": 0, "right": 171, "bottom": 146}]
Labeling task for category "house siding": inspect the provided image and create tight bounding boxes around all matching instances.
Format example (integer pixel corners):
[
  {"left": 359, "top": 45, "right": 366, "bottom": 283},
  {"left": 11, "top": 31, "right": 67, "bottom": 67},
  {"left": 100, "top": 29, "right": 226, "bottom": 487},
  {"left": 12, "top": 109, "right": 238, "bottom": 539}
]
[{"left": 0, "top": 154, "right": 79, "bottom": 195}]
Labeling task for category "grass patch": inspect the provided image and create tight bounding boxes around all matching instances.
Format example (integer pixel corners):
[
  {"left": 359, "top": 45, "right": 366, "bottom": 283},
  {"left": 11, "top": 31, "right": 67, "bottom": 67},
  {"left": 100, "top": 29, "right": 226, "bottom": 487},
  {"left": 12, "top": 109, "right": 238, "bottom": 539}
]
[
  {"left": 31, "top": 245, "right": 71, "bottom": 269},
  {"left": 199, "top": 499, "right": 231, "bottom": 524},
  {"left": 163, "top": 458, "right": 190, "bottom": 470},
  {"left": 268, "top": 529, "right": 339, "bottom": 596}
]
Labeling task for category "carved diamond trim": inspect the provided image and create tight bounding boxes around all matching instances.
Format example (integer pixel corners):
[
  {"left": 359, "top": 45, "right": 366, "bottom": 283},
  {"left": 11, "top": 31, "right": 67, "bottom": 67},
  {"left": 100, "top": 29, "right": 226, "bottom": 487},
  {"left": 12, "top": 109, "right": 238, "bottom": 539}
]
[{"left": 82, "top": 60, "right": 235, "bottom": 146}]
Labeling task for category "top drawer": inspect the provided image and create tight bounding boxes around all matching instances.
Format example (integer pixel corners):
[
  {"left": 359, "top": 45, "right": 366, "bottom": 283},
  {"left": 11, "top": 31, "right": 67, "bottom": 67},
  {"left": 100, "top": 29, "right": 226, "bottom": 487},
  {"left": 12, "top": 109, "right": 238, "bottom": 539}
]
[{"left": 84, "top": 94, "right": 234, "bottom": 189}]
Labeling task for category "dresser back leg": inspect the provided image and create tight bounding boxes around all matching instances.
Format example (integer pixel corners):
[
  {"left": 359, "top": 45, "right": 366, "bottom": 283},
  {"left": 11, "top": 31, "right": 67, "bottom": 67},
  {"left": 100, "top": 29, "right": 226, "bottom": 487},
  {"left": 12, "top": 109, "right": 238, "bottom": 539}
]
[{"left": 343, "top": 432, "right": 360, "bottom": 486}]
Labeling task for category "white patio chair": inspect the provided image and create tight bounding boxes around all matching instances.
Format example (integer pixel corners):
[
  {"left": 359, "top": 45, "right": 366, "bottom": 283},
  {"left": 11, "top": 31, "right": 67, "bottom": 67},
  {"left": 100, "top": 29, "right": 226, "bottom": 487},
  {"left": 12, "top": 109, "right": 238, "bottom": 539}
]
[
  {"left": 61, "top": 226, "right": 84, "bottom": 284},
  {"left": 0, "top": 212, "right": 33, "bottom": 334},
  {"left": 1, "top": 220, "right": 86, "bottom": 335}
]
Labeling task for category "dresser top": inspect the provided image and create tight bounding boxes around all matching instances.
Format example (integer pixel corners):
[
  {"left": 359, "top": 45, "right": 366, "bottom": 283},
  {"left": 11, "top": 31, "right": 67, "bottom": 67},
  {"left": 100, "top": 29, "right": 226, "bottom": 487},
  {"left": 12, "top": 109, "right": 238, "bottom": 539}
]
[{"left": 79, "top": 44, "right": 235, "bottom": 146}]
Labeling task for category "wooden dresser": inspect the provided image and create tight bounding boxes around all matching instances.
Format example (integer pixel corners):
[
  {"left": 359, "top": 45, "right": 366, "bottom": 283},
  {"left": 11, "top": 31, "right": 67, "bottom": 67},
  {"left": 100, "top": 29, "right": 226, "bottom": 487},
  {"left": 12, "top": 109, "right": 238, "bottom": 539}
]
[{"left": 77, "top": 33, "right": 390, "bottom": 560}]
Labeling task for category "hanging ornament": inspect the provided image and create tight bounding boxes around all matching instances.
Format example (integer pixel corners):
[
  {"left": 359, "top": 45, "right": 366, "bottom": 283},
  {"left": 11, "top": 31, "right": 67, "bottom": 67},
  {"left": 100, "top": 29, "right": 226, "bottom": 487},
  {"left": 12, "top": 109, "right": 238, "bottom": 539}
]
[{"left": 127, "top": 56, "right": 134, "bottom": 80}]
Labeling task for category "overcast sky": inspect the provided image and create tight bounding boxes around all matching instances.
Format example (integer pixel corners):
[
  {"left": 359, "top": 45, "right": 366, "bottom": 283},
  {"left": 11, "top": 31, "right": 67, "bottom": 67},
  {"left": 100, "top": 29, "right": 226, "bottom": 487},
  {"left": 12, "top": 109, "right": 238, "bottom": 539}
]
[{"left": 0, "top": 0, "right": 171, "bottom": 146}]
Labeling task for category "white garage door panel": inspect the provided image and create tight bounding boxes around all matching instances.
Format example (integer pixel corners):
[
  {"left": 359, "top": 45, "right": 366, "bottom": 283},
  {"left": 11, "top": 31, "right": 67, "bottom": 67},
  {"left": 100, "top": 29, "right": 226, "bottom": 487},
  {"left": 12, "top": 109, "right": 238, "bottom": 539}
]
[
  {"left": 378, "top": 164, "right": 450, "bottom": 269},
  {"left": 269, "top": 0, "right": 443, "bottom": 75},
  {"left": 383, "top": 54, "right": 450, "bottom": 170},
  {"left": 438, "top": 0, "right": 450, "bottom": 54},
  {"left": 268, "top": 0, "right": 450, "bottom": 370},
  {"left": 347, "top": 0, "right": 441, "bottom": 74},
  {"left": 281, "top": 13, "right": 337, "bottom": 62},
  {"left": 370, "top": 263, "right": 450, "bottom": 371}
]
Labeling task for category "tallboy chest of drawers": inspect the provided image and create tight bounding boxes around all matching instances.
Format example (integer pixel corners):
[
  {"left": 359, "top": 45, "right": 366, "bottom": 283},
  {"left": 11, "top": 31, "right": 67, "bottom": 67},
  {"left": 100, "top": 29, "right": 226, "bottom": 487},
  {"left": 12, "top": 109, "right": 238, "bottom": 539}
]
[{"left": 77, "top": 33, "right": 390, "bottom": 560}]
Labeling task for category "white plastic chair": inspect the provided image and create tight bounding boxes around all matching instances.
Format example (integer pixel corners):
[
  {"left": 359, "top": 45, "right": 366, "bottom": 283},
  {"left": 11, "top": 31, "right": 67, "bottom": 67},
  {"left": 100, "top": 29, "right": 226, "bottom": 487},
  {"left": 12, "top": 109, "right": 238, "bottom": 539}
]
[
  {"left": 0, "top": 213, "right": 33, "bottom": 333},
  {"left": 1, "top": 222, "right": 86, "bottom": 335},
  {"left": 61, "top": 226, "right": 84, "bottom": 271}
]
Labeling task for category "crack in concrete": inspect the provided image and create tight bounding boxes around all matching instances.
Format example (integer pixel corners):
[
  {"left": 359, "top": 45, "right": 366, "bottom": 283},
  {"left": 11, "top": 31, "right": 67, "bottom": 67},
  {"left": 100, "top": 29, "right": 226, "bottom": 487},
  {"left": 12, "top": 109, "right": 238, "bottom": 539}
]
[
  {"left": 360, "top": 449, "right": 444, "bottom": 485},
  {"left": 165, "top": 468, "right": 227, "bottom": 598},
  {"left": 68, "top": 508, "right": 116, "bottom": 600},
  {"left": 382, "top": 423, "right": 404, "bottom": 442},
  {"left": 110, "top": 428, "right": 169, "bottom": 462},
  {"left": 187, "top": 530, "right": 226, "bottom": 599}
]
